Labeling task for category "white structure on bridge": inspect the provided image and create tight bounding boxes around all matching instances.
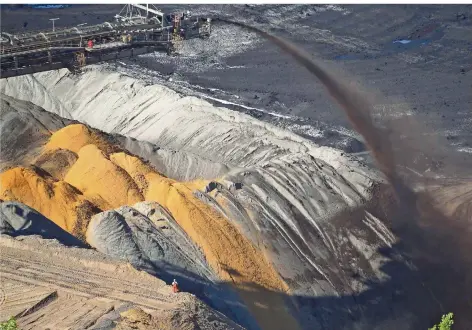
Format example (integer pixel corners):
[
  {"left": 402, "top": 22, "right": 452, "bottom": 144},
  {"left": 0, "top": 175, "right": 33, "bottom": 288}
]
[{"left": 114, "top": 4, "right": 167, "bottom": 27}]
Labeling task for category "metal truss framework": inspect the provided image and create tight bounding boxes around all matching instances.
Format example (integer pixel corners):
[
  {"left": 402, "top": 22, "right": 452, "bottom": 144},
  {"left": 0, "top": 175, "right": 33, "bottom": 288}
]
[
  {"left": 114, "top": 4, "right": 167, "bottom": 27},
  {"left": 0, "top": 4, "right": 212, "bottom": 78}
]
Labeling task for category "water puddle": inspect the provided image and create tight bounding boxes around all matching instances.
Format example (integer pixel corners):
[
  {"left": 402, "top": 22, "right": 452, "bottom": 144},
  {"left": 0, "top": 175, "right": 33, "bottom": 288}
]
[
  {"left": 393, "top": 40, "right": 412, "bottom": 45},
  {"left": 334, "top": 23, "right": 445, "bottom": 61},
  {"left": 29, "top": 5, "right": 71, "bottom": 9}
]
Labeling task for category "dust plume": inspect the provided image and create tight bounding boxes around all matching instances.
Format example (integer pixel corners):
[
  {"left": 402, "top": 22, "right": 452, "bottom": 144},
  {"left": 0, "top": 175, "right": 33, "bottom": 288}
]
[
  {"left": 214, "top": 18, "right": 472, "bottom": 328},
  {"left": 215, "top": 18, "right": 400, "bottom": 192}
]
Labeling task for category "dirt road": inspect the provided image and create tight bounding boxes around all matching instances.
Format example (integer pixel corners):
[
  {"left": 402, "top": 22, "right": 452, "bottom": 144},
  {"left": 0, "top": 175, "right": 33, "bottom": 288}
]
[{"left": 0, "top": 235, "right": 242, "bottom": 329}]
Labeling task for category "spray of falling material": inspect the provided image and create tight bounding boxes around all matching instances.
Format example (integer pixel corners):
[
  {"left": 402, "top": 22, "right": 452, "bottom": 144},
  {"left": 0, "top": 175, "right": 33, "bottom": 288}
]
[
  {"left": 213, "top": 18, "right": 472, "bottom": 328},
  {"left": 214, "top": 18, "right": 401, "bottom": 192}
]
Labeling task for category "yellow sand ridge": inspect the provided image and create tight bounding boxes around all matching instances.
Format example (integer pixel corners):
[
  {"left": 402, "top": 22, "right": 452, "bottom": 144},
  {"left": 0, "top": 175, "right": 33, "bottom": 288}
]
[{"left": 1, "top": 123, "right": 298, "bottom": 329}]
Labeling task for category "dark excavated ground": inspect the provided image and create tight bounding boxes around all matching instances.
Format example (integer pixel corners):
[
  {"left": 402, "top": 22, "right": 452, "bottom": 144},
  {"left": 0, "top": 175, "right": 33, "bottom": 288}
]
[
  {"left": 2, "top": 4, "right": 471, "bottom": 162},
  {"left": 2, "top": 4, "right": 472, "bottom": 330}
]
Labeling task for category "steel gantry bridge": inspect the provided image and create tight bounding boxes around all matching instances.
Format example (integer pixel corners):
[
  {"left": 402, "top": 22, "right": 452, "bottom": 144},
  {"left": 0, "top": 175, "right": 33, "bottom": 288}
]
[{"left": 0, "top": 4, "right": 211, "bottom": 78}]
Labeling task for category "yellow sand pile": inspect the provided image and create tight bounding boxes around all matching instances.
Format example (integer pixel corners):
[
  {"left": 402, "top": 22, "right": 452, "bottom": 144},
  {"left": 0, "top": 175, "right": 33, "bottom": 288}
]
[
  {"left": 0, "top": 167, "right": 96, "bottom": 237},
  {"left": 110, "top": 152, "right": 298, "bottom": 329},
  {"left": 42, "top": 124, "right": 144, "bottom": 210},
  {"left": 1, "top": 123, "right": 298, "bottom": 328},
  {"left": 64, "top": 144, "right": 143, "bottom": 210},
  {"left": 43, "top": 123, "right": 118, "bottom": 154},
  {"left": 0, "top": 124, "right": 133, "bottom": 236}
]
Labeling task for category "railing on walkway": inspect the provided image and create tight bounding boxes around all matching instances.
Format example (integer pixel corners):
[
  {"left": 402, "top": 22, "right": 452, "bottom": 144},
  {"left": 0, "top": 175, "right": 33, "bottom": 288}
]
[{"left": 0, "top": 15, "right": 211, "bottom": 78}]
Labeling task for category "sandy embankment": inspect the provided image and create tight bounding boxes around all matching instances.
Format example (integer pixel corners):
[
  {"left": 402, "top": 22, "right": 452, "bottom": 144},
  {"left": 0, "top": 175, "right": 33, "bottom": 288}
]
[
  {"left": 0, "top": 234, "right": 244, "bottom": 330},
  {"left": 0, "top": 121, "right": 297, "bottom": 329},
  {"left": 0, "top": 70, "right": 408, "bottom": 328},
  {"left": 0, "top": 167, "right": 97, "bottom": 239},
  {"left": 1, "top": 68, "right": 456, "bottom": 328}
]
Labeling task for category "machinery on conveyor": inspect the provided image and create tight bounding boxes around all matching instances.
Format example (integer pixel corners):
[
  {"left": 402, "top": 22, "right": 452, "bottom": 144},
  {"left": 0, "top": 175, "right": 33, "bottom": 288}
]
[{"left": 0, "top": 4, "right": 211, "bottom": 78}]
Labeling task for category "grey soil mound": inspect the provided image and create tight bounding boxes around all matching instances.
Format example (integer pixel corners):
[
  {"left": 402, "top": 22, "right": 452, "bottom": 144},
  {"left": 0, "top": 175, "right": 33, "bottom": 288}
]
[
  {"left": 34, "top": 148, "right": 78, "bottom": 180},
  {"left": 86, "top": 204, "right": 215, "bottom": 281},
  {"left": 87, "top": 202, "right": 259, "bottom": 329},
  {"left": 0, "top": 93, "right": 73, "bottom": 171},
  {"left": 113, "top": 135, "right": 230, "bottom": 181}
]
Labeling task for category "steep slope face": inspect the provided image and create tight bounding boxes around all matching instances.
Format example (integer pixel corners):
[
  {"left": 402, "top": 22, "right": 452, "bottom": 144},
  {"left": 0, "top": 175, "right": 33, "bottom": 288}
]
[
  {"left": 0, "top": 93, "right": 72, "bottom": 171},
  {"left": 2, "top": 72, "right": 467, "bottom": 328},
  {"left": 0, "top": 166, "right": 99, "bottom": 239},
  {"left": 0, "top": 120, "right": 292, "bottom": 329},
  {"left": 87, "top": 202, "right": 259, "bottom": 329},
  {"left": 112, "top": 135, "right": 231, "bottom": 181}
]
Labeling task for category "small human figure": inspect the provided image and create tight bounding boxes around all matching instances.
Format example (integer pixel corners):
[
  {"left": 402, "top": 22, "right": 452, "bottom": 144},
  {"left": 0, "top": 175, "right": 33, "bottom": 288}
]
[
  {"left": 87, "top": 40, "right": 93, "bottom": 48},
  {"left": 172, "top": 279, "right": 179, "bottom": 293}
]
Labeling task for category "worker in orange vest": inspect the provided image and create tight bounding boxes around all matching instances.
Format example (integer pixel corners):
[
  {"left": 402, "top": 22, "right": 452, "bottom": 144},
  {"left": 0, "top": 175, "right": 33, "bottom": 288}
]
[{"left": 172, "top": 279, "right": 179, "bottom": 293}]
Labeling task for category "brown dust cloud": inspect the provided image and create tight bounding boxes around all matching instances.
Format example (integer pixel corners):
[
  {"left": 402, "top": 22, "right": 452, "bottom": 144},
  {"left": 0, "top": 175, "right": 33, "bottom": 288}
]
[{"left": 215, "top": 18, "right": 472, "bottom": 329}]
